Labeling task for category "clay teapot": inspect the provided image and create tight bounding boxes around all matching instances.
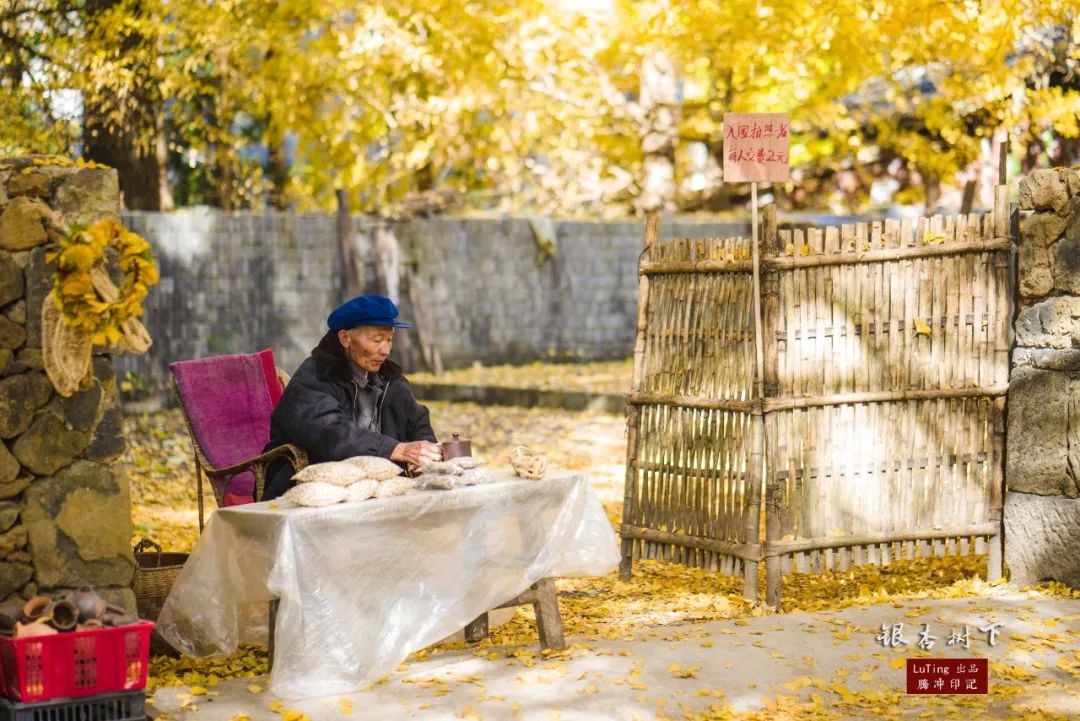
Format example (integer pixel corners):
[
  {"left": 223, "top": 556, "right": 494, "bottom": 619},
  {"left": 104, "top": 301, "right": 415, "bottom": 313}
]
[
  {"left": 439, "top": 433, "right": 472, "bottom": 460},
  {"left": 19, "top": 595, "right": 52, "bottom": 624},
  {"left": 72, "top": 586, "right": 108, "bottom": 622}
]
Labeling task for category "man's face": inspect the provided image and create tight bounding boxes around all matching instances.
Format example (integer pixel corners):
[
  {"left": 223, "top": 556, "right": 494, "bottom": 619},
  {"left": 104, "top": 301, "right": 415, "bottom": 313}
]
[{"left": 338, "top": 326, "right": 395, "bottom": 373}]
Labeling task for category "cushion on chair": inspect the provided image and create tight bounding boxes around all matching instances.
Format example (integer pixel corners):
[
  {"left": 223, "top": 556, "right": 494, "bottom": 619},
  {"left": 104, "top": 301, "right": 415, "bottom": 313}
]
[{"left": 170, "top": 348, "right": 285, "bottom": 505}]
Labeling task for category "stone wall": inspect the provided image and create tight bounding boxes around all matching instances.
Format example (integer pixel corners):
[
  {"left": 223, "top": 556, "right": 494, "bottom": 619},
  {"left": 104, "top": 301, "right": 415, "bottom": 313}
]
[
  {"left": 116, "top": 213, "right": 747, "bottom": 392},
  {"left": 0, "top": 158, "right": 136, "bottom": 611},
  {"left": 1005, "top": 167, "right": 1080, "bottom": 587},
  {"left": 118, "top": 211, "right": 352, "bottom": 395}
]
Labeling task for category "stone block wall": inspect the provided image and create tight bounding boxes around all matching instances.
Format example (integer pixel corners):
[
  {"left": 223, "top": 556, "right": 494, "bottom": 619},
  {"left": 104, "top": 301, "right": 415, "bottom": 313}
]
[
  {"left": 116, "top": 213, "right": 748, "bottom": 391},
  {"left": 1005, "top": 166, "right": 1080, "bottom": 587},
  {"left": 118, "top": 211, "right": 351, "bottom": 393},
  {"left": 0, "top": 157, "right": 135, "bottom": 611}
]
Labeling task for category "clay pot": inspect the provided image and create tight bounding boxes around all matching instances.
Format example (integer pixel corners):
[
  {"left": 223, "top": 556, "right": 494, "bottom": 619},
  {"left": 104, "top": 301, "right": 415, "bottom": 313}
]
[
  {"left": 14, "top": 622, "right": 57, "bottom": 639},
  {"left": 72, "top": 586, "right": 108, "bottom": 622},
  {"left": 101, "top": 605, "right": 136, "bottom": 627},
  {"left": 19, "top": 596, "right": 52, "bottom": 624},
  {"left": 439, "top": 433, "right": 472, "bottom": 460},
  {"left": 77, "top": 619, "right": 104, "bottom": 631},
  {"left": 48, "top": 600, "right": 79, "bottom": 632}
]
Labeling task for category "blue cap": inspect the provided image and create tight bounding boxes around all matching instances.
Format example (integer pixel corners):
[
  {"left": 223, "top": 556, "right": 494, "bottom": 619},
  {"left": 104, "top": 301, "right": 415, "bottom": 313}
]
[{"left": 327, "top": 295, "right": 411, "bottom": 332}]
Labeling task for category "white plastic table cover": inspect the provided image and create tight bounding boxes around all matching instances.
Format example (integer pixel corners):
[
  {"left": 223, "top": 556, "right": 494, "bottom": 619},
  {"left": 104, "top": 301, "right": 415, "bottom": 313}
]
[{"left": 156, "top": 470, "right": 619, "bottom": 698}]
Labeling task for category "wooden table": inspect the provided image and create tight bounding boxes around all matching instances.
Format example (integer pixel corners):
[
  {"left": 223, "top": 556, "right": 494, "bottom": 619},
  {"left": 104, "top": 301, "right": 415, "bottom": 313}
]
[{"left": 157, "top": 471, "right": 619, "bottom": 699}]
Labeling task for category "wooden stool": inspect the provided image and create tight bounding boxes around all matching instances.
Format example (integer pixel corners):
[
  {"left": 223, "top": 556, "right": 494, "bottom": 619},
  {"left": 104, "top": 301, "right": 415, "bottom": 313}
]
[
  {"left": 464, "top": 578, "right": 565, "bottom": 650},
  {"left": 268, "top": 577, "right": 565, "bottom": 670}
]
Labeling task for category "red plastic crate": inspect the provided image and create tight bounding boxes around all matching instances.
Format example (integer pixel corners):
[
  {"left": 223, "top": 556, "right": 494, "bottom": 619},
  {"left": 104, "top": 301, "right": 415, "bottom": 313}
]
[{"left": 0, "top": 621, "right": 153, "bottom": 703}]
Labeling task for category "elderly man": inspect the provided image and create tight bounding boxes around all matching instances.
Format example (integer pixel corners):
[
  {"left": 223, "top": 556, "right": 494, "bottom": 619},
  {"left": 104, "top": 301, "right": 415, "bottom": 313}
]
[{"left": 261, "top": 295, "right": 441, "bottom": 501}]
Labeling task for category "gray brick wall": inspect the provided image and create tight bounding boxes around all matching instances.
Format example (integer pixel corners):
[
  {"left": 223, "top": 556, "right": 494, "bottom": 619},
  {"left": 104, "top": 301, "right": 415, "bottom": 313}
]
[{"left": 117, "top": 211, "right": 747, "bottom": 387}]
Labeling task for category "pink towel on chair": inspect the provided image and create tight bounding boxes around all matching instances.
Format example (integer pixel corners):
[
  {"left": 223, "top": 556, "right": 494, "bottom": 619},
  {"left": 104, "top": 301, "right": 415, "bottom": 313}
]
[{"left": 170, "top": 349, "right": 283, "bottom": 505}]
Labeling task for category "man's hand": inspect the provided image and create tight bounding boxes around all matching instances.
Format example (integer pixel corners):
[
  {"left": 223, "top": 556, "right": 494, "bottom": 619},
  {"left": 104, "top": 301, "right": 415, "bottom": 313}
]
[{"left": 390, "top": 440, "right": 442, "bottom": 468}]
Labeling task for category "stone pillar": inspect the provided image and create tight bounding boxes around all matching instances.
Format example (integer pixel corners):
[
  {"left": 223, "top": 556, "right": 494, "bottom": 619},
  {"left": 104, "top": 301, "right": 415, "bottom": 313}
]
[
  {"left": 0, "top": 157, "right": 135, "bottom": 610},
  {"left": 1006, "top": 167, "right": 1080, "bottom": 587}
]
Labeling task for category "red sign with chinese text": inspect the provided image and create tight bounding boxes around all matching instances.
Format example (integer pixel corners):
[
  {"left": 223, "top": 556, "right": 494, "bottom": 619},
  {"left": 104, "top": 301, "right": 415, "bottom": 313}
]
[
  {"left": 722, "top": 112, "right": 790, "bottom": 183},
  {"left": 906, "top": 658, "right": 988, "bottom": 694}
]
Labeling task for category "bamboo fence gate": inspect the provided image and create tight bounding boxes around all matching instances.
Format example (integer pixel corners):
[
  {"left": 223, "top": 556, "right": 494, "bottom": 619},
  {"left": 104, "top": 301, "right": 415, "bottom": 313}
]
[{"left": 619, "top": 187, "right": 1013, "bottom": 606}]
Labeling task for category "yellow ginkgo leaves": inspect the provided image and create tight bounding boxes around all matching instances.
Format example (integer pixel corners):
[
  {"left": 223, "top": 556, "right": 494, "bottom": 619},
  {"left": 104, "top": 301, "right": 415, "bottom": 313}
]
[
  {"left": 913, "top": 318, "right": 933, "bottom": 336},
  {"left": 667, "top": 663, "right": 701, "bottom": 678},
  {"left": 48, "top": 218, "right": 159, "bottom": 346}
]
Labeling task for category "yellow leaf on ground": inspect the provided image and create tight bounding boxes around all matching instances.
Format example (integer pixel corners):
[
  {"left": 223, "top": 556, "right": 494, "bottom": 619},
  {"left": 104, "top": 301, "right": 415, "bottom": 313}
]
[
  {"left": 914, "top": 318, "right": 932, "bottom": 336},
  {"left": 247, "top": 684, "right": 264, "bottom": 694},
  {"left": 890, "top": 658, "right": 906, "bottom": 669},
  {"left": 190, "top": 686, "right": 208, "bottom": 696}
]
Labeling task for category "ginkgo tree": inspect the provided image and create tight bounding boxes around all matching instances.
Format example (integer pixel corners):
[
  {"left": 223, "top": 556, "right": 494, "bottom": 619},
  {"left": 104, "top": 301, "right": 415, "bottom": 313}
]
[{"left": 1, "top": 0, "right": 1076, "bottom": 213}]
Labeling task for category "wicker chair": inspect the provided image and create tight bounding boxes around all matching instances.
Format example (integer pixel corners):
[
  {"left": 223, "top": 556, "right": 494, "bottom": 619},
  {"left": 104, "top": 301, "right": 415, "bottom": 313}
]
[{"left": 169, "top": 351, "right": 308, "bottom": 530}]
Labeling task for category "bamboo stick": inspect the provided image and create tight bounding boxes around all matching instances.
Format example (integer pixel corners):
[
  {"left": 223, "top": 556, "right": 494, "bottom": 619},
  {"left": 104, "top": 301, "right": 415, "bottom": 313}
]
[
  {"left": 761, "top": 385, "right": 1007, "bottom": 412},
  {"left": 620, "top": 215, "right": 660, "bottom": 580},
  {"left": 640, "top": 259, "right": 754, "bottom": 274},
  {"left": 746, "top": 185, "right": 766, "bottom": 603},
  {"left": 621, "top": 525, "right": 763, "bottom": 562},
  {"left": 627, "top": 393, "right": 759, "bottom": 413},
  {"left": 641, "top": 238, "right": 1010, "bottom": 275},
  {"left": 763, "top": 523, "right": 1000, "bottom": 556}
]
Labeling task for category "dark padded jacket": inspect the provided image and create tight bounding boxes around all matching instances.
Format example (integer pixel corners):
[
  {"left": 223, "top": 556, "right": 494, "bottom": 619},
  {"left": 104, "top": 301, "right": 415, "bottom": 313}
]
[{"left": 261, "top": 331, "right": 436, "bottom": 500}]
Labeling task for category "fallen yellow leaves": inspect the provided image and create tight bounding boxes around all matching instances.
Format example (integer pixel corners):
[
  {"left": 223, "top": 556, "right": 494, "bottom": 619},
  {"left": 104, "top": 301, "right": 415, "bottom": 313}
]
[
  {"left": 667, "top": 663, "right": 701, "bottom": 678},
  {"left": 132, "top": 403, "right": 1080, "bottom": 707}
]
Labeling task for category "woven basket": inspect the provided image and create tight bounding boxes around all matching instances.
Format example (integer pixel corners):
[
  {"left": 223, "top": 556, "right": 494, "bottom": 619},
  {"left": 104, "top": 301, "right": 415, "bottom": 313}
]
[
  {"left": 132, "top": 538, "right": 187, "bottom": 624},
  {"left": 509, "top": 446, "right": 547, "bottom": 480}
]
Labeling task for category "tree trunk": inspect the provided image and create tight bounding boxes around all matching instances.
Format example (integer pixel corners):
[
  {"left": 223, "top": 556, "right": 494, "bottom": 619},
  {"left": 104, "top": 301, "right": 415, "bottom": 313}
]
[
  {"left": 268, "top": 137, "right": 289, "bottom": 210},
  {"left": 82, "top": 0, "right": 170, "bottom": 210},
  {"left": 335, "top": 188, "right": 362, "bottom": 299},
  {"left": 921, "top": 169, "right": 941, "bottom": 213},
  {"left": 84, "top": 116, "right": 170, "bottom": 210},
  {"left": 636, "top": 50, "right": 678, "bottom": 215}
]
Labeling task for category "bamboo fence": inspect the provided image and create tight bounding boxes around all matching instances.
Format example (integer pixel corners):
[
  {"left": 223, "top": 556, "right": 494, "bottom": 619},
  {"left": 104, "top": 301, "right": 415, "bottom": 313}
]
[{"left": 620, "top": 187, "right": 1013, "bottom": 605}]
